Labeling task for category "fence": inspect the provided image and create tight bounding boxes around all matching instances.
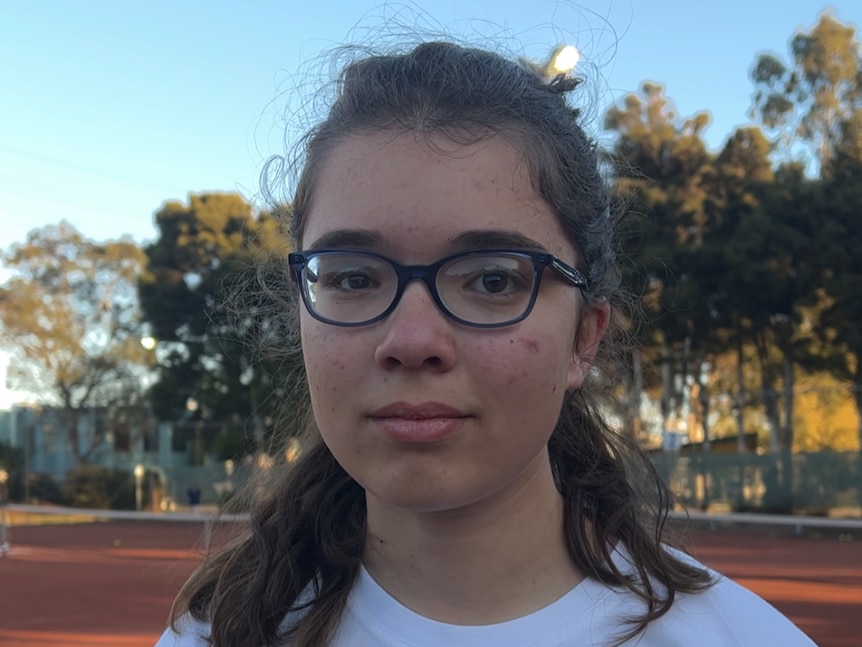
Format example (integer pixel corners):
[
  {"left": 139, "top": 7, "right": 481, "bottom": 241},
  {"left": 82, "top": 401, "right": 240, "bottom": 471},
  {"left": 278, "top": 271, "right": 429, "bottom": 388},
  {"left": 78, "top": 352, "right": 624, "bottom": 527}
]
[{"left": 652, "top": 450, "right": 862, "bottom": 515}]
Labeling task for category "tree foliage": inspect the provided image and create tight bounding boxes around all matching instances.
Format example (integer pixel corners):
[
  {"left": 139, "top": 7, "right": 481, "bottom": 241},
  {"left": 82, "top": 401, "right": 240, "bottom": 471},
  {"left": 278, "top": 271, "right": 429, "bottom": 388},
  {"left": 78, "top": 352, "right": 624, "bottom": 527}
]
[
  {"left": 606, "top": 76, "right": 836, "bottom": 454},
  {"left": 138, "top": 193, "right": 293, "bottom": 459},
  {"left": 0, "top": 223, "right": 149, "bottom": 464},
  {"left": 751, "top": 12, "right": 862, "bottom": 166},
  {"left": 749, "top": 13, "right": 862, "bottom": 449},
  {"left": 606, "top": 82, "right": 726, "bottom": 441},
  {"left": 598, "top": 13, "right": 862, "bottom": 455}
]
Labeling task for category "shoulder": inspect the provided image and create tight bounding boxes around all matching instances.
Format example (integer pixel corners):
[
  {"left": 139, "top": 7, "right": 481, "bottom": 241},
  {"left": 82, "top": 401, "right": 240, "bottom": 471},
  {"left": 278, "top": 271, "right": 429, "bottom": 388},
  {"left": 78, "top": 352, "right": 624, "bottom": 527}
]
[
  {"left": 153, "top": 615, "right": 212, "bottom": 647},
  {"left": 639, "top": 575, "right": 817, "bottom": 646},
  {"left": 154, "top": 580, "right": 317, "bottom": 647},
  {"left": 630, "top": 547, "right": 817, "bottom": 646}
]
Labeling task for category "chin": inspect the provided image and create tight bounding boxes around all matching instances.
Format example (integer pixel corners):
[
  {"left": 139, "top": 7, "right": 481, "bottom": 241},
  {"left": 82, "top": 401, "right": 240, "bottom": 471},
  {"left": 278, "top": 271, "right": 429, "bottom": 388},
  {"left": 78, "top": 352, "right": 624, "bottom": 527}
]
[{"left": 365, "top": 476, "right": 499, "bottom": 516}]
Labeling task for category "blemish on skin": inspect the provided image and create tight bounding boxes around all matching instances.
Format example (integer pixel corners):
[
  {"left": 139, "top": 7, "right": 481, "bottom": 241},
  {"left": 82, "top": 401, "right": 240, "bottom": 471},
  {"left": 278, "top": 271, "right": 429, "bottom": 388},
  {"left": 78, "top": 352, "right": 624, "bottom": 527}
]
[{"left": 520, "top": 338, "right": 540, "bottom": 353}]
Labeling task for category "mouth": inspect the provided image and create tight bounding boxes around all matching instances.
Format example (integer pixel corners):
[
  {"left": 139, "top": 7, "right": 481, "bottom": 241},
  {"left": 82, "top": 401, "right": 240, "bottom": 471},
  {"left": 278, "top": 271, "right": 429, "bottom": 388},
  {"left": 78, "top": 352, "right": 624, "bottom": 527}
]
[
  {"left": 369, "top": 401, "right": 469, "bottom": 420},
  {"left": 368, "top": 401, "right": 470, "bottom": 443}
]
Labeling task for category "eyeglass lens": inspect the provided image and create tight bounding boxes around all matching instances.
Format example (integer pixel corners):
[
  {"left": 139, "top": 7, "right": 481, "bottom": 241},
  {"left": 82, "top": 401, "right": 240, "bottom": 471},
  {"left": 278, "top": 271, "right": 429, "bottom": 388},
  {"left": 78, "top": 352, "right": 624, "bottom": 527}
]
[{"left": 303, "top": 252, "right": 537, "bottom": 325}]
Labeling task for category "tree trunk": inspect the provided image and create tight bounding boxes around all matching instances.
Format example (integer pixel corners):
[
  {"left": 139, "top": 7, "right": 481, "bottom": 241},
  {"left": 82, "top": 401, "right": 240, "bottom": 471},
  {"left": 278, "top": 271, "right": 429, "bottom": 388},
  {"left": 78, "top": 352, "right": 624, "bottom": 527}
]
[
  {"left": 782, "top": 349, "right": 795, "bottom": 452},
  {"left": 660, "top": 339, "right": 673, "bottom": 437},
  {"left": 699, "top": 374, "right": 711, "bottom": 452},
  {"left": 735, "top": 325, "right": 747, "bottom": 453},
  {"left": 62, "top": 405, "right": 83, "bottom": 467},
  {"left": 754, "top": 331, "right": 781, "bottom": 453}
]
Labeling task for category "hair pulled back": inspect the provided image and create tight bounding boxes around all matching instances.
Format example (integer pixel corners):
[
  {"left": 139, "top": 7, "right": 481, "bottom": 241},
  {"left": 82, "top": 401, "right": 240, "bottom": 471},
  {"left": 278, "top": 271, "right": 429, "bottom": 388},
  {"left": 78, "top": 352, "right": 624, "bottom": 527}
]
[{"left": 171, "top": 40, "right": 712, "bottom": 647}]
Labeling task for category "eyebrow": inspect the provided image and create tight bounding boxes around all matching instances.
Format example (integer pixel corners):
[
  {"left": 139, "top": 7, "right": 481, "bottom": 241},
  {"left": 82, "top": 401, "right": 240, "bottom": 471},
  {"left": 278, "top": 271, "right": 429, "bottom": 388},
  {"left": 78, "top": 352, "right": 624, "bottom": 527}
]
[
  {"left": 448, "top": 229, "right": 548, "bottom": 252},
  {"left": 304, "top": 228, "right": 549, "bottom": 254},
  {"left": 305, "top": 229, "right": 384, "bottom": 251}
]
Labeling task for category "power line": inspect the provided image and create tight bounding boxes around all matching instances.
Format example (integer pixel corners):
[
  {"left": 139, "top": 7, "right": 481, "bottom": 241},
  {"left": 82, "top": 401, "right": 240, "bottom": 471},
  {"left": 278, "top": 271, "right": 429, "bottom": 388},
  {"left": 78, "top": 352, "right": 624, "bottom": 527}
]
[{"left": 0, "top": 146, "right": 191, "bottom": 196}]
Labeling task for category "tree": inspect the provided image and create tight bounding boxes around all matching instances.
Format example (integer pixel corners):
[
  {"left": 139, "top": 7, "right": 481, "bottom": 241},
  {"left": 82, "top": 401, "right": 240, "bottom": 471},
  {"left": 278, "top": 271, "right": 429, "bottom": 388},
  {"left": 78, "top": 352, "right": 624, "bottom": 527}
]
[
  {"left": 751, "top": 12, "right": 861, "bottom": 167},
  {"left": 605, "top": 82, "right": 721, "bottom": 442},
  {"left": 0, "top": 223, "right": 149, "bottom": 465},
  {"left": 793, "top": 372, "right": 860, "bottom": 452},
  {"left": 817, "top": 153, "right": 862, "bottom": 450},
  {"left": 725, "top": 163, "right": 819, "bottom": 454},
  {"left": 751, "top": 13, "right": 862, "bottom": 450},
  {"left": 139, "top": 193, "right": 293, "bottom": 460},
  {"left": 607, "top": 85, "right": 821, "bottom": 458}
]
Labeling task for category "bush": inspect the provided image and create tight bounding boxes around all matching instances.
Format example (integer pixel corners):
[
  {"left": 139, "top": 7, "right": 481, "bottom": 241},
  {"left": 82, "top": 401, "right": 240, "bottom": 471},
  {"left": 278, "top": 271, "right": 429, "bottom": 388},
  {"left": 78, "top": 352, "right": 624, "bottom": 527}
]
[
  {"left": 25, "top": 472, "right": 67, "bottom": 505},
  {"left": 0, "top": 442, "right": 25, "bottom": 502},
  {"left": 63, "top": 466, "right": 137, "bottom": 510}
]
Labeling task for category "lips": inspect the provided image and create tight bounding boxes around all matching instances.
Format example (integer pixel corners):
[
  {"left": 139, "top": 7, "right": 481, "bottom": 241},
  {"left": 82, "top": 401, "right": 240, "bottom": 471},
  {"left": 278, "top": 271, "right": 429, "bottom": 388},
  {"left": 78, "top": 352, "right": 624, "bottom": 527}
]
[
  {"left": 368, "top": 401, "right": 470, "bottom": 443},
  {"left": 369, "top": 401, "right": 468, "bottom": 420}
]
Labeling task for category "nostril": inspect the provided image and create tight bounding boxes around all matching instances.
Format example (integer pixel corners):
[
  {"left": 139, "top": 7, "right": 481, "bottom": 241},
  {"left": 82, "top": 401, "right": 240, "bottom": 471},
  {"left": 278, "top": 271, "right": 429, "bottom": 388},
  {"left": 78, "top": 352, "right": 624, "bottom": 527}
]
[
  {"left": 382, "top": 356, "right": 402, "bottom": 370},
  {"left": 381, "top": 355, "right": 443, "bottom": 370}
]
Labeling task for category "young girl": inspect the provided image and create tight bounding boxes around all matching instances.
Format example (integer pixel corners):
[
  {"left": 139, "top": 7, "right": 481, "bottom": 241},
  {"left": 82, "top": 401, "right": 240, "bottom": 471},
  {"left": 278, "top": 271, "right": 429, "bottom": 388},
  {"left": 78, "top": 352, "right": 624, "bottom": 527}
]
[{"left": 156, "top": 40, "right": 816, "bottom": 647}]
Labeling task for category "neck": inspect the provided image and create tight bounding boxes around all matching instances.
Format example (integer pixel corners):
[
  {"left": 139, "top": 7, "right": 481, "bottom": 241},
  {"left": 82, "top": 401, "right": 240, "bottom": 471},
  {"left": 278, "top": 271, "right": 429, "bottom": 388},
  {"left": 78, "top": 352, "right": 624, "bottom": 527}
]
[{"left": 361, "top": 454, "right": 583, "bottom": 625}]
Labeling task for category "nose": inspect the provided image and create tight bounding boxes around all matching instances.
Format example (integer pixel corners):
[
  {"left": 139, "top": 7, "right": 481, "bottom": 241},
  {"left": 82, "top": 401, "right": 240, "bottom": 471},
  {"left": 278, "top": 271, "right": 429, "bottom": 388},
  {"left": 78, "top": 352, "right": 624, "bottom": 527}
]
[{"left": 374, "top": 281, "right": 457, "bottom": 372}]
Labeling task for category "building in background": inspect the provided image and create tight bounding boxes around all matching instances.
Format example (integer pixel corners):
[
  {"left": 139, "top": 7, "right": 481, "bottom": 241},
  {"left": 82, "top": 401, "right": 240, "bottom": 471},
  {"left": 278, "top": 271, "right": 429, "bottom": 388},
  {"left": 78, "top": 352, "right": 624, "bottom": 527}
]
[{"left": 0, "top": 404, "right": 237, "bottom": 507}]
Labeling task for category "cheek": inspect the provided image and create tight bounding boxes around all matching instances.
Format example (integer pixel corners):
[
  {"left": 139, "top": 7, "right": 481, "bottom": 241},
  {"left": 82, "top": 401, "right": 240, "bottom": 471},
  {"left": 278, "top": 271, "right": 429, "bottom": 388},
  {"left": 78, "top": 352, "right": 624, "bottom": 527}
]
[
  {"left": 301, "top": 325, "right": 356, "bottom": 409},
  {"left": 485, "top": 335, "right": 567, "bottom": 393}
]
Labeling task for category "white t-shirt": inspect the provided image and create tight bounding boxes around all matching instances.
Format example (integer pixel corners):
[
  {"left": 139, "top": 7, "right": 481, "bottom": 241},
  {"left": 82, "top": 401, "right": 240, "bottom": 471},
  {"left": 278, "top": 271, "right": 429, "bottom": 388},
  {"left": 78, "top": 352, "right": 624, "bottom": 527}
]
[{"left": 155, "top": 547, "right": 817, "bottom": 647}]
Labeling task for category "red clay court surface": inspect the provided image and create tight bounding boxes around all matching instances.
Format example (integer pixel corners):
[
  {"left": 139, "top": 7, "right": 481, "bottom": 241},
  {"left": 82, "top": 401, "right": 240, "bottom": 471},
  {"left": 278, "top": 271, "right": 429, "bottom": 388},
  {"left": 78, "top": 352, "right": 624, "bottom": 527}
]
[{"left": 0, "top": 518, "right": 859, "bottom": 647}]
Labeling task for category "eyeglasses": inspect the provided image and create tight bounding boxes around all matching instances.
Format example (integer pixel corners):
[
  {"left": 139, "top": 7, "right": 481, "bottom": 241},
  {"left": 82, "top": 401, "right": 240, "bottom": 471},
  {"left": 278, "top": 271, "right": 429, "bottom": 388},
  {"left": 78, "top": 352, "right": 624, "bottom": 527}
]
[{"left": 288, "top": 249, "right": 588, "bottom": 328}]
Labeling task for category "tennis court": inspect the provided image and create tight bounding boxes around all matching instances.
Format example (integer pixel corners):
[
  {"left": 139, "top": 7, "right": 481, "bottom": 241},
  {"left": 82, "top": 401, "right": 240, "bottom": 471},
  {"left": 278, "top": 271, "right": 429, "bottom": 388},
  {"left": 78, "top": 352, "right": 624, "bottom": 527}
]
[{"left": 0, "top": 508, "right": 859, "bottom": 647}]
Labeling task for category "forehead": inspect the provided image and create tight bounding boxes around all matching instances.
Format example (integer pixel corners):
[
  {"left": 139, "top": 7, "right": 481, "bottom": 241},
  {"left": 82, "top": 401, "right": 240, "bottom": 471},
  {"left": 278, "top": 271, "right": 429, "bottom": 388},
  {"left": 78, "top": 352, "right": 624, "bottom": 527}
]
[{"left": 302, "top": 132, "right": 574, "bottom": 259}]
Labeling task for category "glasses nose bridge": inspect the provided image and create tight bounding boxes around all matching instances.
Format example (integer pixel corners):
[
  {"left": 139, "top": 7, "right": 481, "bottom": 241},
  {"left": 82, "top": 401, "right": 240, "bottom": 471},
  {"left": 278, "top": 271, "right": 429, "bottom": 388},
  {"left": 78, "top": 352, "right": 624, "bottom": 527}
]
[{"left": 396, "top": 262, "right": 442, "bottom": 301}]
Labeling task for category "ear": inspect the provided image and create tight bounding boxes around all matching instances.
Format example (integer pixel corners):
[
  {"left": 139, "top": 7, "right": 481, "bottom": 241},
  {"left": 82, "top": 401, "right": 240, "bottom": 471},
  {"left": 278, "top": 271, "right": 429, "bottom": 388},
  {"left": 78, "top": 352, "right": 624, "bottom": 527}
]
[{"left": 566, "top": 298, "right": 611, "bottom": 391}]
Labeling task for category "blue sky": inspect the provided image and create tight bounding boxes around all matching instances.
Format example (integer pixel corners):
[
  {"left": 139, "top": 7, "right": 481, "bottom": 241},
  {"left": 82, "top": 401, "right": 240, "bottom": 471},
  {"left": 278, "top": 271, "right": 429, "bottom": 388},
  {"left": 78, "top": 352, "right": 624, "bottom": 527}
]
[
  {"left": 2, "top": 0, "right": 860, "bottom": 249},
  {"left": 0, "top": 1, "right": 860, "bottom": 406}
]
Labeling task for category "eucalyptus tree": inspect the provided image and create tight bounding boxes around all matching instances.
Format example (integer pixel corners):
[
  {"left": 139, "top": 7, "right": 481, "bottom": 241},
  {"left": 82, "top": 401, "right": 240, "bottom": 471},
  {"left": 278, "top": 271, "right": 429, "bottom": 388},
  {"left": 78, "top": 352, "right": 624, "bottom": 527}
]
[
  {"left": 605, "top": 82, "right": 724, "bottom": 441},
  {"left": 751, "top": 13, "right": 862, "bottom": 449}
]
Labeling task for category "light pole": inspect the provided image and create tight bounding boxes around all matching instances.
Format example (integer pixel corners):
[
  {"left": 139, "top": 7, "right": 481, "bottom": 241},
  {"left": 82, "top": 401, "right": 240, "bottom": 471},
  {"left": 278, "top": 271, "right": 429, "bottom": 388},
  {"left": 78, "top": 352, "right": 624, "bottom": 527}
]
[
  {"left": 0, "top": 468, "right": 9, "bottom": 557},
  {"left": 133, "top": 463, "right": 145, "bottom": 511}
]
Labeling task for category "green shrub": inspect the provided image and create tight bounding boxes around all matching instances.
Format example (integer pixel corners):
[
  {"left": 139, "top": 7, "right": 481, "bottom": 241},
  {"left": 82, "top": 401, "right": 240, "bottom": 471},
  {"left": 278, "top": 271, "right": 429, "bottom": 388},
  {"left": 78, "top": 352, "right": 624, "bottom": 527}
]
[
  {"left": 63, "top": 466, "right": 136, "bottom": 510},
  {"left": 26, "top": 472, "right": 67, "bottom": 505},
  {"left": 0, "top": 443, "right": 25, "bottom": 502}
]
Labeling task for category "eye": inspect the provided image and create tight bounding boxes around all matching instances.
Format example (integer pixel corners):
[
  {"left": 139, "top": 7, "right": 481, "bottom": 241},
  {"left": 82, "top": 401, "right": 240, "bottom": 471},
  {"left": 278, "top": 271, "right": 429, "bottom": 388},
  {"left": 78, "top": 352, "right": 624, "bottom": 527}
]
[
  {"left": 445, "top": 255, "right": 532, "bottom": 299},
  {"left": 474, "top": 272, "right": 515, "bottom": 294},
  {"left": 321, "top": 269, "right": 379, "bottom": 291},
  {"left": 468, "top": 271, "right": 527, "bottom": 297}
]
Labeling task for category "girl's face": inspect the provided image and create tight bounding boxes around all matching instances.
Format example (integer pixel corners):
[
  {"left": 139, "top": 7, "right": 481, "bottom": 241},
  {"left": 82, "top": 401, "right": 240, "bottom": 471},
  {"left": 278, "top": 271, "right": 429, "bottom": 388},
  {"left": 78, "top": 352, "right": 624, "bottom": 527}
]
[{"left": 300, "top": 132, "right": 607, "bottom": 515}]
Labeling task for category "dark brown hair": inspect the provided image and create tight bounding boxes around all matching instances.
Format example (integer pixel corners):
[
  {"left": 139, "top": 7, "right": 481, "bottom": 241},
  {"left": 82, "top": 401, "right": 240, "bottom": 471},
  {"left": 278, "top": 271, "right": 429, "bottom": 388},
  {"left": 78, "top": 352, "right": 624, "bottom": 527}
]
[{"left": 169, "top": 40, "right": 713, "bottom": 647}]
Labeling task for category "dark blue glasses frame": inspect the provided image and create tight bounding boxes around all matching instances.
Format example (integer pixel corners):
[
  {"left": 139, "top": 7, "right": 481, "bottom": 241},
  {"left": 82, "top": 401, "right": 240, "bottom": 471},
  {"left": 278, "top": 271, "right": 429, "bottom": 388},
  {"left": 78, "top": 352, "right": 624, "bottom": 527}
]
[{"left": 287, "top": 248, "right": 589, "bottom": 328}]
